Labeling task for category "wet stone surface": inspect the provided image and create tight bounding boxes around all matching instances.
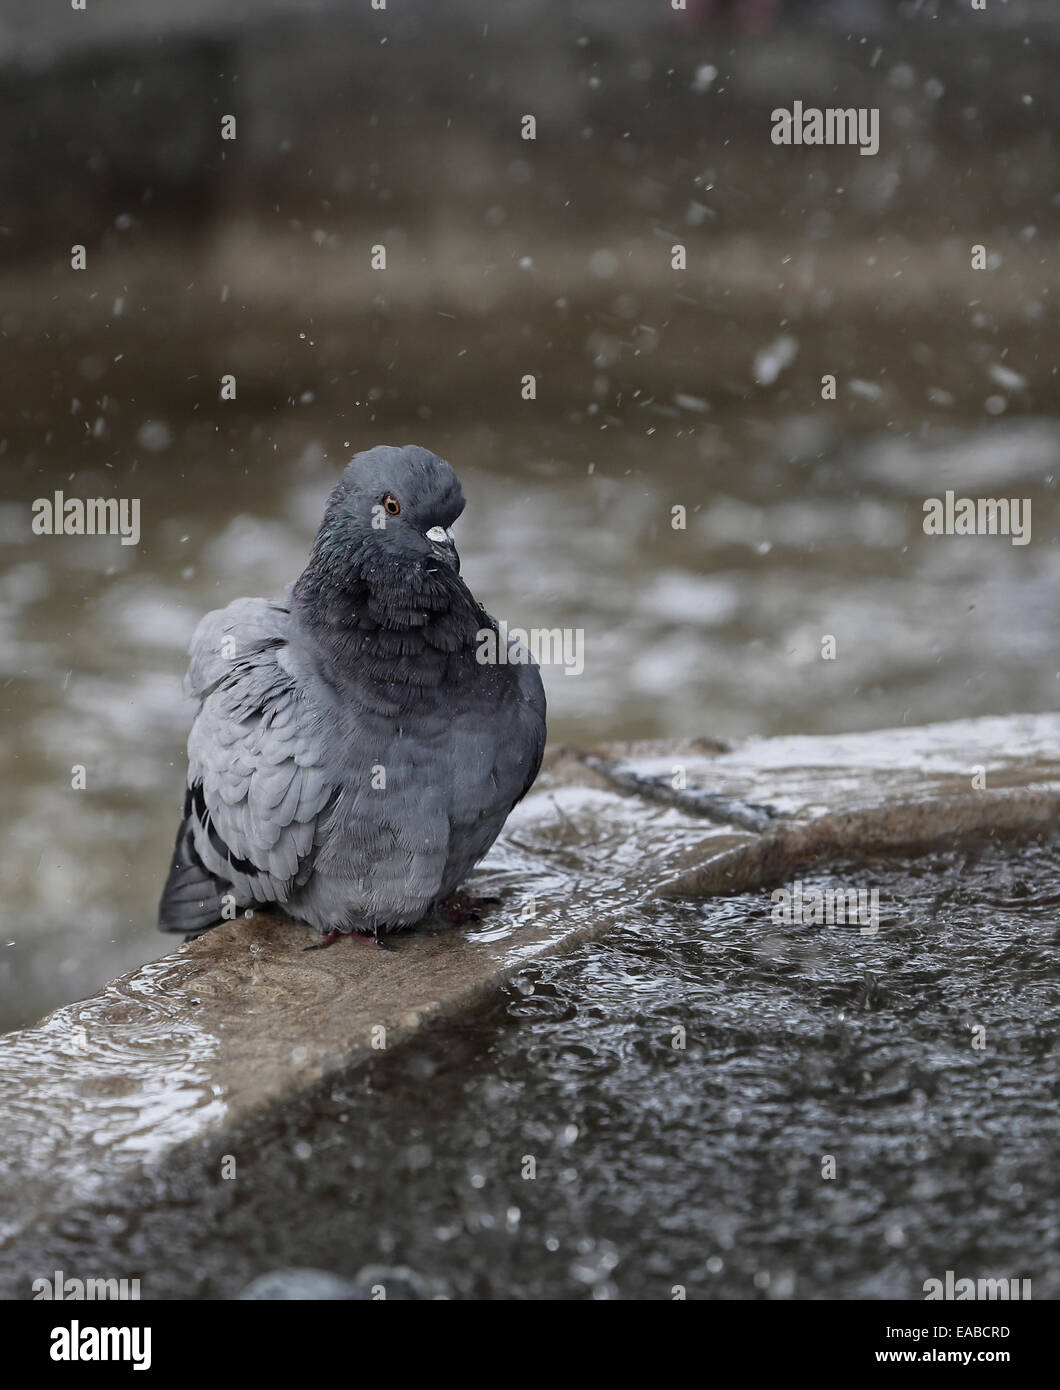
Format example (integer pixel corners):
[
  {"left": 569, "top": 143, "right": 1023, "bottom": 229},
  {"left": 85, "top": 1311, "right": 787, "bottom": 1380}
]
[
  {"left": 0, "top": 778, "right": 754, "bottom": 1251},
  {"left": 3, "top": 834, "right": 1056, "bottom": 1299},
  {"left": 3, "top": 716, "right": 1060, "bottom": 1272}
]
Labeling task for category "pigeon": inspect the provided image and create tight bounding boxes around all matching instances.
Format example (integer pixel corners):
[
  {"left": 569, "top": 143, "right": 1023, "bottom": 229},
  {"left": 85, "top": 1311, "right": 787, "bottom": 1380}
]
[{"left": 158, "top": 444, "right": 547, "bottom": 944}]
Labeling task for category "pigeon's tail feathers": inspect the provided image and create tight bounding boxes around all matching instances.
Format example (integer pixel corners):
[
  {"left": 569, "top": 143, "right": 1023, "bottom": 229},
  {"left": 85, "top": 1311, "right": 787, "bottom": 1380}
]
[{"left": 158, "top": 808, "right": 230, "bottom": 936}]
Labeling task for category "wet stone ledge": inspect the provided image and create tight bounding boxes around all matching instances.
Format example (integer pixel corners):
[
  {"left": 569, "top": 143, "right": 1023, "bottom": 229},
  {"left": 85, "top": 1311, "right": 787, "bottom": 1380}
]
[{"left": 1, "top": 712, "right": 1058, "bottom": 1257}]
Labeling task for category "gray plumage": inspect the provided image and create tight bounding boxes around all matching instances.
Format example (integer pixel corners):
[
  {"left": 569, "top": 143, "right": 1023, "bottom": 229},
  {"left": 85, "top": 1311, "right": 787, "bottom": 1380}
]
[{"left": 159, "top": 445, "right": 546, "bottom": 939}]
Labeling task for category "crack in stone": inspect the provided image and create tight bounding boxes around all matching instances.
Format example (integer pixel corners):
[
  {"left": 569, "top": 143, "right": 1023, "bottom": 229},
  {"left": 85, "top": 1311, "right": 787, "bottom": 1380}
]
[{"left": 580, "top": 755, "right": 778, "bottom": 833}]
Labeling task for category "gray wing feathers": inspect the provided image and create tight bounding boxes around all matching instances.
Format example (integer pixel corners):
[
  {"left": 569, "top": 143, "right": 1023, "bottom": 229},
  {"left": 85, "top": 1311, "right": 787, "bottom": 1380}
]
[
  {"left": 184, "top": 598, "right": 335, "bottom": 904},
  {"left": 184, "top": 596, "right": 289, "bottom": 701}
]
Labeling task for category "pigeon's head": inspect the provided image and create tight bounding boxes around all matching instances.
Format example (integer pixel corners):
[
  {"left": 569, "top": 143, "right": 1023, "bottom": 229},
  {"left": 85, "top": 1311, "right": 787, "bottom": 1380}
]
[{"left": 317, "top": 444, "right": 466, "bottom": 573}]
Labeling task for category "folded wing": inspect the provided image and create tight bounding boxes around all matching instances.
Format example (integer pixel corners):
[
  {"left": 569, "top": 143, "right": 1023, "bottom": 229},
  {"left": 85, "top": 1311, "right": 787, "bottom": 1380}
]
[{"left": 158, "top": 598, "right": 336, "bottom": 935}]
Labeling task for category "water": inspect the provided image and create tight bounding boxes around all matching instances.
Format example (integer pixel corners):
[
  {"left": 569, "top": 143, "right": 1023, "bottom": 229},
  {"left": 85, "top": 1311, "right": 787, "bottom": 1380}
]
[
  {"left": 4, "top": 834, "right": 1056, "bottom": 1299},
  {"left": 2, "top": 405, "right": 1058, "bottom": 1032},
  {"left": 1, "top": 10, "right": 1057, "bottom": 1030}
]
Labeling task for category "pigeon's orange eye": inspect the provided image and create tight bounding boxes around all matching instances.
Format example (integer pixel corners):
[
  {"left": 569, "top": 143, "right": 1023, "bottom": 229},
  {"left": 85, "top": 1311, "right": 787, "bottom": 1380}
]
[{"left": 383, "top": 494, "right": 401, "bottom": 516}]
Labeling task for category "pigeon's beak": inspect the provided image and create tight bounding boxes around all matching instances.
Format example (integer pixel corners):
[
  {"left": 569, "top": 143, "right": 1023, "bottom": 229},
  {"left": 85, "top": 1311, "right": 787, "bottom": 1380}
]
[{"left": 425, "top": 525, "right": 460, "bottom": 573}]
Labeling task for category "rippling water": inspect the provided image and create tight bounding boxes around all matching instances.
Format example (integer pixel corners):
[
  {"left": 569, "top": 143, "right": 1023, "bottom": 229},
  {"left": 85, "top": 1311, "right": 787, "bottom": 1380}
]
[
  {"left": 4, "top": 835, "right": 1056, "bottom": 1299},
  {"left": 2, "top": 407, "right": 1058, "bottom": 1031}
]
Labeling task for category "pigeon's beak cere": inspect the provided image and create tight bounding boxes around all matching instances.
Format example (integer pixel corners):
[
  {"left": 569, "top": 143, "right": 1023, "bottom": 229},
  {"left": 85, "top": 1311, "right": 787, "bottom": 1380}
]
[{"left": 425, "top": 525, "right": 460, "bottom": 572}]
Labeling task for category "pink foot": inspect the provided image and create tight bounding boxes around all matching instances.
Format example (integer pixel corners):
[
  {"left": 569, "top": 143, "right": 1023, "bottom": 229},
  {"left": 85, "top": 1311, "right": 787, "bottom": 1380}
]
[{"left": 303, "top": 928, "right": 390, "bottom": 952}]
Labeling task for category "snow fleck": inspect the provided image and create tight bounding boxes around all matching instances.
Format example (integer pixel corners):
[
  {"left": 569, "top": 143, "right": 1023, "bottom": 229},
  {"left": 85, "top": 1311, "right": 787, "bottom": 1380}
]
[
  {"left": 673, "top": 393, "right": 710, "bottom": 413},
  {"left": 849, "top": 379, "right": 884, "bottom": 402},
  {"left": 753, "top": 335, "right": 798, "bottom": 387},
  {"left": 136, "top": 421, "right": 173, "bottom": 452},
  {"left": 988, "top": 364, "right": 1027, "bottom": 393},
  {"left": 588, "top": 249, "right": 620, "bottom": 279}
]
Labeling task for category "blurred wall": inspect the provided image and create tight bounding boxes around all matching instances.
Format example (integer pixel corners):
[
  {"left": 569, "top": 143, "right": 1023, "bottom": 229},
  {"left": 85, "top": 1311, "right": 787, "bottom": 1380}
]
[{"left": 2, "top": 0, "right": 1057, "bottom": 456}]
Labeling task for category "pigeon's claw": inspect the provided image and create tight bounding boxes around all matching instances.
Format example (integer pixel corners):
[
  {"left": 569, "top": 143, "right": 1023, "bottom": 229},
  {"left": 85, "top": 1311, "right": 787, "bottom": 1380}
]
[
  {"left": 303, "top": 928, "right": 345, "bottom": 952},
  {"left": 303, "top": 928, "right": 388, "bottom": 952}
]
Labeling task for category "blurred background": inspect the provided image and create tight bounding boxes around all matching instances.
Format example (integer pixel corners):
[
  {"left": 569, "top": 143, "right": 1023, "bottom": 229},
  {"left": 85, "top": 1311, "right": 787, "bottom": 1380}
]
[{"left": 0, "top": 0, "right": 1057, "bottom": 1029}]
